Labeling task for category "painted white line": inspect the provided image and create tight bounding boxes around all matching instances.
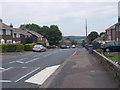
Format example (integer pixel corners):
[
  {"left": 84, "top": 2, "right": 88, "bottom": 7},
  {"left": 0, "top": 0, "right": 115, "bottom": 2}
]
[
  {"left": 0, "top": 67, "right": 4, "bottom": 70},
  {"left": 9, "top": 58, "right": 28, "bottom": 64},
  {"left": 19, "top": 58, "right": 28, "bottom": 61},
  {"left": 25, "top": 58, "right": 40, "bottom": 63},
  {"left": 2, "top": 67, "right": 13, "bottom": 72},
  {"left": 16, "top": 61, "right": 25, "bottom": 63},
  {"left": 15, "top": 67, "right": 40, "bottom": 82},
  {"left": 0, "top": 80, "right": 11, "bottom": 83},
  {"left": 25, "top": 65, "right": 60, "bottom": 85},
  {"left": 44, "top": 53, "right": 52, "bottom": 57},
  {"left": 71, "top": 50, "right": 77, "bottom": 56},
  {"left": 9, "top": 61, "right": 16, "bottom": 64}
]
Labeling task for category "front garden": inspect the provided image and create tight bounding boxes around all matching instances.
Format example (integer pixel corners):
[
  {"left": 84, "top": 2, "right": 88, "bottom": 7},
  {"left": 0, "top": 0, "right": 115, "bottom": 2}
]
[{"left": 96, "top": 49, "right": 120, "bottom": 62}]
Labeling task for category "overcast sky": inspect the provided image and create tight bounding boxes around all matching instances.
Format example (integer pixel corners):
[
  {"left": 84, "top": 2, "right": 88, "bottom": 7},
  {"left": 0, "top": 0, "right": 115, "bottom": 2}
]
[{"left": 0, "top": 0, "right": 119, "bottom": 36}]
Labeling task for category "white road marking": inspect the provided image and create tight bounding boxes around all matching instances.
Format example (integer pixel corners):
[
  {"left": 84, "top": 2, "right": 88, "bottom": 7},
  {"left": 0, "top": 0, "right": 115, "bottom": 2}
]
[
  {"left": 15, "top": 67, "right": 40, "bottom": 82},
  {"left": 16, "top": 61, "right": 25, "bottom": 63},
  {"left": 0, "top": 80, "right": 11, "bottom": 83},
  {"left": 25, "top": 58, "right": 40, "bottom": 63},
  {"left": 1, "top": 67, "right": 13, "bottom": 72},
  {"left": 44, "top": 53, "right": 52, "bottom": 57},
  {"left": 71, "top": 50, "right": 77, "bottom": 56},
  {"left": 25, "top": 65, "right": 60, "bottom": 85},
  {"left": 0, "top": 67, "right": 4, "bottom": 70},
  {"left": 9, "top": 58, "right": 28, "bottom": 64}
]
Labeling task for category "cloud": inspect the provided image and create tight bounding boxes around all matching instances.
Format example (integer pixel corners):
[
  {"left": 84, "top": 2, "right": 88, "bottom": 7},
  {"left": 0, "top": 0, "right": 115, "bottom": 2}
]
[
  {"left": 1, "top": 2, "right": 118, "bottom": 36},
  {"left": 0, "top": 0, "right": 119, "bottom": 2}
]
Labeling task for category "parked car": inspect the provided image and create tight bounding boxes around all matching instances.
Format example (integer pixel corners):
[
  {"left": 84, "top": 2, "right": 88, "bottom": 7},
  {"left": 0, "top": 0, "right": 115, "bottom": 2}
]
[
  {"left": 72, "top": 45, "right": 76, "bottom": 48},
  {"left": 101, "top": 41, "right": 120, "bottom": 52},
  {"left": 60, "top": 45, "right": 67, "bottom": 49},
  {"left": 33, "top": 45, "right": 46, "bottom": 52}
]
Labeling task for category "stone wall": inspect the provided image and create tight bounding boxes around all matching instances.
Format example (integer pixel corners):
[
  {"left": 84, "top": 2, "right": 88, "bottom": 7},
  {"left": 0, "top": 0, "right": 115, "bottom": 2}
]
[{"left": 93, "top": 50, "right": 120, "bottom": 85}]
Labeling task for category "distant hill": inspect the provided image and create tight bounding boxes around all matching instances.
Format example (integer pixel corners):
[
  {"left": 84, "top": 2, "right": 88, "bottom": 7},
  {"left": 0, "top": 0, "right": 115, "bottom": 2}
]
[{"left": 62, "top": 36, "right": 86, "bottom": 42}]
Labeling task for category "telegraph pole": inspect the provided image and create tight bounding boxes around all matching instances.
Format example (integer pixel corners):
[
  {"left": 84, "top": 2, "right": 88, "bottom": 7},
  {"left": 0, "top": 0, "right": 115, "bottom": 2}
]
[{"left": 86, "top": 20, "right": 88, "bottom": 38}]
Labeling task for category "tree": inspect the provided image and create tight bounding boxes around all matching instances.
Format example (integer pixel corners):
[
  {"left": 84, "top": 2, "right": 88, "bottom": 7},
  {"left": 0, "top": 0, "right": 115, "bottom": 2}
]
[
  {"left": 19, "top": 24, "right": 41, "bottom": 32},
  {"left": 87, "top": 31, "right": 99, "bottom": 42},
  {"left": 48, "top": 25, "right": 62, "bottom": 45},
  {"left": 25, "top": 37, "right": 33, "bottom": 44},
  {"left": 100, "top": 32, "right": 105, "bottom": 36}
]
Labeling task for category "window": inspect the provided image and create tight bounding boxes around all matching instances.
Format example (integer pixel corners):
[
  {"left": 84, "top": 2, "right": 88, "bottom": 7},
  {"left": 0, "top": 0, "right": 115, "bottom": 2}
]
[
  {"left": 0, "top": 29, "right": 3, "bottom": 35},
  {"left": 16, "top": 33, "right": 20, "bottom": 38},
  {"left": 6, "top": 30, "right": 11, "bottom": 35},
  {"left": 6, "top": 40, "right": 12, "bottom": 43}
]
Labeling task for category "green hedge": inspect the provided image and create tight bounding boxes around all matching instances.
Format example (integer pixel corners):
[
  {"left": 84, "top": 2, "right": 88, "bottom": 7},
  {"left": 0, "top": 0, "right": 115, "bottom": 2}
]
[
  {"left": 24, "top": 43, "right": 36, "bottom": 51},
  {"left": 0, "top": 43, "right": 24, "bottom": 52},
  {"left": 36, "top": 42, "right": 46, "bottom": 46}
]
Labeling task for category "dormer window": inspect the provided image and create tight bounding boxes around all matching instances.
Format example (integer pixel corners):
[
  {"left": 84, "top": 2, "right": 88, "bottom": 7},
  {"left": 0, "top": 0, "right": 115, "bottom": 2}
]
[
  {"left": 0, "top": 29, "right": 3, "bottom": 35},
  {"left": 6, "top": 30, "right": 11, "bottom": 35}
]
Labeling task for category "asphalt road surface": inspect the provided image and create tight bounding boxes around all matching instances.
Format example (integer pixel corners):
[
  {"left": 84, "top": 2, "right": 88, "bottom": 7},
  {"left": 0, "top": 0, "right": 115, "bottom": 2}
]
[{"left": 1, "top": 48, "right": 76, "bottom": 88}]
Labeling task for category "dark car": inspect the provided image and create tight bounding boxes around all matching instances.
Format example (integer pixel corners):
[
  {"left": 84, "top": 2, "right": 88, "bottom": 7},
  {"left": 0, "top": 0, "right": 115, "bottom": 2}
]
[{"left": 101, "top": 41, "right": 120, "bottom": 52}]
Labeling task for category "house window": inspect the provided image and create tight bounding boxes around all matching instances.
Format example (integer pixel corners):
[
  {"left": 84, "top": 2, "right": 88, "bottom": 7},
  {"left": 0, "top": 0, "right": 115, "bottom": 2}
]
[
  {"left": 6, "top": 40, "right": 12, "bottom": 43},
  {"left": 0, "top": 29, "right": 3, "bottom": 35},
  {"left": 6, "top": 30, "right": 11, "bottom": 35},
  {"left": 16, "top": 33, "right": 20, "bottom": 38}
]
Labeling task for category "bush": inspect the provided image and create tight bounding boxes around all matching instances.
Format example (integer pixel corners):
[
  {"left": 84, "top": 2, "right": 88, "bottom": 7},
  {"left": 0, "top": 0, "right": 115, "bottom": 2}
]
[
  {"left": 36, "top": 42, "right": 46, "bottom": 47},
  {"left": 24, "top": 43, "right": 36, "bottom": 51},
  {"left": 96, "top": 49, "right": 104, "bottom": 54},
  {"left": 0, "top": 43, "right": 24, "bottom": 52}
]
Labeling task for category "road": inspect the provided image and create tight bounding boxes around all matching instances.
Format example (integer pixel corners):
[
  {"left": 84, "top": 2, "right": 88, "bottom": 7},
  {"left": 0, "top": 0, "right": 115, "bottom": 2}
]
[{"left": 1, "top": 48, "right": 76, "bottom": 88}]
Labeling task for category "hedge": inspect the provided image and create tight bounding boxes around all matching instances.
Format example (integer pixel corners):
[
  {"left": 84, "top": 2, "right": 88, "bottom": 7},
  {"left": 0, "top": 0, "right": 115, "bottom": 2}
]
[
  {"left": 0, "top": 43, "right": 24, "bottom": 52},
  {"left": 24, "top": 43, "right": 36, "bottom": 51},
  {"left": 36, "top": 42, "right": 46, "bottom": 46}
]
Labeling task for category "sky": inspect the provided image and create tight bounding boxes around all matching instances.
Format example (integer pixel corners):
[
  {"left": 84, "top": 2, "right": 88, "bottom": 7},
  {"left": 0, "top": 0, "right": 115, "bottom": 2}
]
[{"left": 0, "top": 0, "right": 119, "bottom": 36}]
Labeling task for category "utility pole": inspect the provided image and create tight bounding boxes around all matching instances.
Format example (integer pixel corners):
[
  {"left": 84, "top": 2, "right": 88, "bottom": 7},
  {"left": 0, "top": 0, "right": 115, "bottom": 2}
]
[
  {"left": 85, "top": 19, "right": 88, "bottom": 42},
  {"left": 85, "top": 20, "right": 87, "bottom": 38}
]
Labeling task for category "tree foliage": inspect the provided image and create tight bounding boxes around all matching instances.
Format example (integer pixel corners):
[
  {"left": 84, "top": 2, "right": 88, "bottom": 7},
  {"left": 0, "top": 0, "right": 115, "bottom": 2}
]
[
  {"left": 87, "top": 31, "right": 99, "bottom": 42},
  {"left": 19, "top": 24, "right": 62, "bottom": 45}
]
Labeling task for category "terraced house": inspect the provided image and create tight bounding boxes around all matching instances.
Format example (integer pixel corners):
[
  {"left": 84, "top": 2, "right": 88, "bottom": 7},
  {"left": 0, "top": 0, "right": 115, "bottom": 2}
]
[
  {"left": 0, "top": 19, "right": 13, "bottom": 44},
  {"left": 0, "top": 19, "right": 49, "bottom": 45}
]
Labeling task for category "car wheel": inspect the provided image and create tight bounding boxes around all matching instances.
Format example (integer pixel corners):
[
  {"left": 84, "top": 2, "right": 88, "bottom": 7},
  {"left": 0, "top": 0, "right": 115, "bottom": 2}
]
[{"left": 105, "top": 48, "right": 110, "bottom": 52}]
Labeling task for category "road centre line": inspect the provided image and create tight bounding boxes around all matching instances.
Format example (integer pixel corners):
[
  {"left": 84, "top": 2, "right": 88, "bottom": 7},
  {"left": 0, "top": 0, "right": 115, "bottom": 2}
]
[
  {"left": 9, "top": 58, "right": 28, "bottom": 64},
  {"left": 15, "top": 67, "right": 41, "bottom": 82},
  {"left": 25, "top": 65, "right": 60, "bottom": 85},
  {"left": 25, "top": 58, "right": 40, "bottom": 63},
  {"left": 0, "top": 80, "right": 11, "bottom": 83}
]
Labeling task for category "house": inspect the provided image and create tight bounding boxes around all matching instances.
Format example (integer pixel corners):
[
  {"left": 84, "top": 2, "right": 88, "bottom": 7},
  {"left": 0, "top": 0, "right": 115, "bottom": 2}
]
[
  {"left": 93, "top": 34, "right": 106, "bottom": 43},
  {"left": 0, "top": 19, "right": 13, "bottom": 44},
  {"left": 13, "top": 28, "right": 31, "bottom": 44},
  {"left": 60, "top": 40, "right": 72, "bottom": 46},
  {"left": 27, "top": 30, "right": 44, "bottom": 43}
]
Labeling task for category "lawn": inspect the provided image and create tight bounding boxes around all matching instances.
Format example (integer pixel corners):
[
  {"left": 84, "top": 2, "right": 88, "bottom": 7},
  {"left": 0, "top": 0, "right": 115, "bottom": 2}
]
[{"left": 105, "top": 52, "right": 120, "bottom": 61}]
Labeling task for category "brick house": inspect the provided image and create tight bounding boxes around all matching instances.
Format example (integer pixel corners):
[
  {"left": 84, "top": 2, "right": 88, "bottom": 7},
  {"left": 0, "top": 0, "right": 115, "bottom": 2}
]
[
  {"left": 60, "top": 40, "right": 72, "bottom": 46},
  {"left": 27, "top": 30, "right": 44, "bottom": 43},
  {"left": 105, "top": 23, "right": 120, "bottom": 41},
  {"left": 0, "top": 19, "right": 13, "bottom": 43},
  {"left": 13, "top": 28, "right": 31, "bottom": 44}
]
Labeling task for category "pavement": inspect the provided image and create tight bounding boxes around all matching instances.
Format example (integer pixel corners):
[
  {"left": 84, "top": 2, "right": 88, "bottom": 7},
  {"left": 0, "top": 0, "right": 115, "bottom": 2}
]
[{"left": 48, "top": 48, "right": 119, "bottom": 88}]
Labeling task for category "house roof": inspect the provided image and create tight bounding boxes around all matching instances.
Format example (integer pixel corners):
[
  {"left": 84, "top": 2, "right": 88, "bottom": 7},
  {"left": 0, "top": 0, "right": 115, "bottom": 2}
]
[
  {"left": 13, "top": 28, "right": 31, "bottom": 36},
  {"left": 0, "top": 22, "right": 13, "bottom": 30},
  {"left": 28, "top": 30, "right": 43, "bottom": 38}
]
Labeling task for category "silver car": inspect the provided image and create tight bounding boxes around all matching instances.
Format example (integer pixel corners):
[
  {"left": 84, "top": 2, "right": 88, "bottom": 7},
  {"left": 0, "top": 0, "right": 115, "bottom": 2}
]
[{"left": 33, "top": 45, "right": 46, "bottom": 52}]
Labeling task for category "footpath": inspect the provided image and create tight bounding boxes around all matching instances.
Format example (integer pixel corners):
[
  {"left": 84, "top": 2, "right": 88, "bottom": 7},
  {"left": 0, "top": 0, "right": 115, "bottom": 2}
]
[{"left": 47, "top": 48, "right": 118, "bottom": 88}]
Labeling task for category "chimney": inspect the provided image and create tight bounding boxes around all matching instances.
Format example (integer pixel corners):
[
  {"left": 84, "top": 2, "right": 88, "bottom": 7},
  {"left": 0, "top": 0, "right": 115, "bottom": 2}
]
[
  {"left": 0, "top": 19, "right": 2, "bottom": 23},
  {"left": 10, "top": 23, "right": 13, "bottom": 28}
]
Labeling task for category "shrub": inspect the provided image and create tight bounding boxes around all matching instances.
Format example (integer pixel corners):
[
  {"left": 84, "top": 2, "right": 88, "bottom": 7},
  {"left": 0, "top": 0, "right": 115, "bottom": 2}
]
[
  {"left": 36, "top": 42, "right": 46, "bottom": 47},
  {"left": 96, "top": 49, "right": 105, "bottom": 55},
  {"left": 24, "top": 43, "right": 36, "bottom": 51},
  {"left": 0, "top": 43, "right": 24, "bottom": 52}
]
